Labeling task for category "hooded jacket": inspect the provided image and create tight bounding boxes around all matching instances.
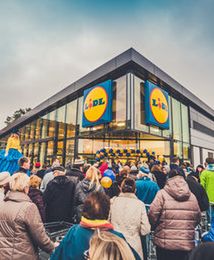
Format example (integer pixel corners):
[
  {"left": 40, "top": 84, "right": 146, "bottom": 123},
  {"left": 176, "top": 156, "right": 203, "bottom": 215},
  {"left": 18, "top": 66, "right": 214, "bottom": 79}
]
[
  {"left": 28, "top": 187, "right": 46, "bottom": 222},
  {"left": 43, "top": 175, "right": 76, "bottom": 223},
  {"left": 0, "top": 191, "right": 54, "bottom": 260},
  {"left": 109, "top": 193, "right": 151, "bottom": 259},
  {"left": 149, "top": 176, "right": 201, "bottom": 251},
  {"left": 200, "top": 164, "right": 214, "bottom": 203},
  {"left": 73, "top": 179, "right": 104, "bottom": 223}
]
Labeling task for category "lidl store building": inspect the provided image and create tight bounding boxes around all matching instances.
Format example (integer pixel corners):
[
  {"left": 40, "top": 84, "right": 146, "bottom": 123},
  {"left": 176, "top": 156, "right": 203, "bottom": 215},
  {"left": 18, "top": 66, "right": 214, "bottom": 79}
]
[{"left": 0, "top": 48, "right": 213, "bottom": 166}]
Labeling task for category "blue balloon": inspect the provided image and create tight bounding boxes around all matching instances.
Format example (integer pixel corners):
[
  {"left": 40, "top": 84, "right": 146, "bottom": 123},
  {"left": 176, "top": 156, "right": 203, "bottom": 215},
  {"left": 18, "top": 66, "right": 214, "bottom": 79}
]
[{"left": 103, "top": 169, "right": 116, "bottom": 181}]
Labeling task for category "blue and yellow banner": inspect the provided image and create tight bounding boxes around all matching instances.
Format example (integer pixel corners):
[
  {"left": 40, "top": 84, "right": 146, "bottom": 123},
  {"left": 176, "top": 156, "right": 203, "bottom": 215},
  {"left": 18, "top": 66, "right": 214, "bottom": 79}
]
[
  {"left": 145, "top": 81, "right": 170, "bottom": 129},
  {"left": 82, "top": 80, "right": 112, "bottom": 127}
]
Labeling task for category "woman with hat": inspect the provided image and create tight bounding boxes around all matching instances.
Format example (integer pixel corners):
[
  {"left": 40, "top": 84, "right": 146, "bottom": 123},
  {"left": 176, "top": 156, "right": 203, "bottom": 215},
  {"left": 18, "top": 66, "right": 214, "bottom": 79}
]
[
  {"left": 0, "top": 172, "right": 11, "bottom": 201},
  {"left": 0, "top": 130, "right": 23, "bottom": 174}
]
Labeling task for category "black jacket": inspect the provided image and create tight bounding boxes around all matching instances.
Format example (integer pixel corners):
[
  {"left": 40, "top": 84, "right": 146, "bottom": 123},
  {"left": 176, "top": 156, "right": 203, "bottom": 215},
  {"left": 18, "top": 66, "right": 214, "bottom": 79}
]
[
  {"left": 186, "top": 175, "right": 209, "bottom": 212},
  {"left": 152, "top": 170, "right": 167, "bottom": 189},
  {"left": 73, "top": 179, "right": 104, "bottom": 223},
  {"left": 170, "top": 163, "right": 186, "bottom": 179},
  {"left": 66, "top": 167, "right": 84, "bottom": 181},
  {"left": 43, "top": 176, "right": 76, "bottom": 223},
  {"left": 28, "top": 187, "right": 46, "bottom": 222}
]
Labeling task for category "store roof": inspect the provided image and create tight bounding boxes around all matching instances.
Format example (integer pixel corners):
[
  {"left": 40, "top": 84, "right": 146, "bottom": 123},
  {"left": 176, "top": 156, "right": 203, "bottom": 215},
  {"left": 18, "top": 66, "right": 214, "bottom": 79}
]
[{"left": 0, "top": 48, "right": 213, "bottom": 137}]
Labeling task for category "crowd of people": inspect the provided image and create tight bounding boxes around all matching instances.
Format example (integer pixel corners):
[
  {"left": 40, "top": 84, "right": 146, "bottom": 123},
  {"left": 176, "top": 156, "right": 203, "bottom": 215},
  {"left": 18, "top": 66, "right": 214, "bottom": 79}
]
[{"left": 0, "top": 151, "right": 214, "bottom": 260}]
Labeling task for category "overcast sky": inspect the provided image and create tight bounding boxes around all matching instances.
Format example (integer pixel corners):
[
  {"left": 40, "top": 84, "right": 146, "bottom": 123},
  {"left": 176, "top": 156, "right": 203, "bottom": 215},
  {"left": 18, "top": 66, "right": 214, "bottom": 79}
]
[{"left": 0, "top": 0, "right": 213, "bottom": 129}]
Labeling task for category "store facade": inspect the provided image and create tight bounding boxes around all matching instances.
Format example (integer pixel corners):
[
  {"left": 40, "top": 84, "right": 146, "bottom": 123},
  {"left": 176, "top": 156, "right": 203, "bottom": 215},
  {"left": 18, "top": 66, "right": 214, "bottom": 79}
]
[{"left": 0, "top": 48, "right": 213, "bottom": 166}]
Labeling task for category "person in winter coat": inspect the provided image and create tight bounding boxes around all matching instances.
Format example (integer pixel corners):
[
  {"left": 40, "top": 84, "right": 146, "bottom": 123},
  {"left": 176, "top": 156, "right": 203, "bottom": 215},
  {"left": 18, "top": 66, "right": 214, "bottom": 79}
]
[
  {"left": 151, "top": 164, "right": 167, "bottom": 189},
  {"left": 148, "top": 169, "right": 201, "bottom": 260},
  {"left": 43, "top": 166, "right": 76, "bottom": 223},
  {"left": 200, "top": 158, "right": 214, "bottom": 221},
  {"left": 189, "top": 242, "right": 214, "bottom": 260},
  {"left": 28, "top": 175, "right": 46, "bottom": 222},
  {"left": 135, "top": 171, "right": 159, "bottom": 210},
  {"left": 73, "top": 166, "right": 104, "bottom": 223},
  {"left": 170, "top": 156, "right": 186, "bottom": 178},
  {"left": 186, "top": 171, "right": 209, "bottom": 212},
  {"left": 202, "top": 215, "right": 214, "bottom": 242},
  {"left": 0, "top": 172, "right": 55, "bottom": 259},
  {"left": 0, "top": 172, "right": 11, "bottom": 201},
  {"left": 65, "top": 159, "right": 85, "bottom": 181},
  {"left": 109, "top": 178, "right": 151, "bottom": 260},
  {"left": 40, "top": 159, "right": 61, "bottom": 192},
  {"left": 50, "top": 191, "right": 140, "bottom": 260}
]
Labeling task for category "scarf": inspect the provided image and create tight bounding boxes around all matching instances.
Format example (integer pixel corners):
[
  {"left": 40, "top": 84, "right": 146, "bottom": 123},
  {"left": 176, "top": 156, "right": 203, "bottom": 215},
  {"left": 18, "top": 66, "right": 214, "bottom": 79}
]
[{"left": 80, "top": 216, "right": 114, "bottom": 230}]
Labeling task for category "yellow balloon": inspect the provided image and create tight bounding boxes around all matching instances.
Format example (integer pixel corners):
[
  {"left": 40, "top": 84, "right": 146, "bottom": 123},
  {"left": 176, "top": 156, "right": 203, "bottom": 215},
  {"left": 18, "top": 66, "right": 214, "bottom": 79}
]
[{"left": 101, "top": 177, "right": 112, "bottom": 189}]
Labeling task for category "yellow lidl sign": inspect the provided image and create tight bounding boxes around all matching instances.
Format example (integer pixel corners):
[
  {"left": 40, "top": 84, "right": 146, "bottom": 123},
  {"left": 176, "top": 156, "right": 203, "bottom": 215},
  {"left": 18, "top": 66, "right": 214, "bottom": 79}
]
[
  {"left": 145, "top": 81, "right": 169, "bottom": 129},
  {"left": 82, "top": 80, "right": 112, "bottom": 127}
]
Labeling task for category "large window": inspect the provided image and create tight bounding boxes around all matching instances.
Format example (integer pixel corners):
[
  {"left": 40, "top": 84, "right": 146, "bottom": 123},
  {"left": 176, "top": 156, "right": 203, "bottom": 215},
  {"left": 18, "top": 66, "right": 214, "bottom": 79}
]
[
  {"left": 41, "top": 115, "right": 48, "bottom": 139},
  {"left": 181, "top": 104, "right": 189, "bottom": 143},
  {"left": 110, "top": 76, "right": 126, "bottom": 128},
  {"left": 66, "top": 100, "right": 77, "bottom": 138},
  {"left": 40, "top": 143, "right": 46, "bottom": 164},
  {"left": 66, "top": 139, "right": 75, "bottom": 164},
  {"left": 35, "top": 119, "right": 41, "bottom": 140},
  {"left": 172, "top": 98, "right": 182, "bottom": 141},
  {"left": 134, "top": 76, "right": 149, "bottom": 132},
  {"left": 30, "top": 122, "right": 35, "bottom": 140},
  {"left": 140, "top": 140, "right": 170, "bottom": 157},
  {"left": 48, "top": 110, "right": 56, "bottom": 138},
  {"left": 56, "top": 106, "right": 66, "bottom": 139}
]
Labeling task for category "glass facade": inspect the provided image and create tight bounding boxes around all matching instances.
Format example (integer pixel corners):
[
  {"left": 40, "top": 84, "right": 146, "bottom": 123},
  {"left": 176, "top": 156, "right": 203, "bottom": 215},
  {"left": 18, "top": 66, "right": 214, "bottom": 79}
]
[{"left": 13, "top": 72, "right": 191, "bottom": 164}]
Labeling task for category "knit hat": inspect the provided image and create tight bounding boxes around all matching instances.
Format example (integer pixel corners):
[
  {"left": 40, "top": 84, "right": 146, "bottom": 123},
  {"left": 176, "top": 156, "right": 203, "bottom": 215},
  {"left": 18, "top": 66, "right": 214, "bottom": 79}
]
[
  {"left": 35, "top": 162, "right": 41, "bottom": 168},
  {"left": 73, "top": 159, "right": 85, "bottom": 166},
  {"left": 130, "top": 165, "right": 138, "bottom": 171},
  {"left": 0, "top": 172, "right": 11, "bottom": 186},
  {"left": 139, "top": 164, "right": 150, "bottom": 174}
]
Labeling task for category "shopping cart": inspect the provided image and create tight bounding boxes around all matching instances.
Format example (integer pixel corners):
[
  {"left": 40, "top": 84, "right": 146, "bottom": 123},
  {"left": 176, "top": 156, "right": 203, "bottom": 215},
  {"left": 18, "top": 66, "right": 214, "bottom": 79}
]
[{"left": 39, "top": 221, "right": 73, "bottom": 260}]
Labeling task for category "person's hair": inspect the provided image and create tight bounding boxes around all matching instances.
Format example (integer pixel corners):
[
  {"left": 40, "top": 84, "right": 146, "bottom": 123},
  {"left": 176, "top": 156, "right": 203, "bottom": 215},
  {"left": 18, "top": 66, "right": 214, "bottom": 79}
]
[
  {"left": 171, "top": 156, "right": 180, "bottom": 164},
  {"left": 121, "top": 178, "right": 136, "bottom": 193},
  {"left": 29, "top": 175, "right": 41, "bottom": 188},
  {"left": 86, "top": 166, "right": 100, "bottom": 188},
  {"left": 18, "top": 156, "right": 29, "bottom": 167},
  {"left": 206, "top": 157, "right": 214, "bottom": 164},
  {"left": 10, "top": 172, "right": 30, "bottom": 192},
  {"left": 82, "top": 191, "right": 110, "bottom": 220},
  {"left": 151, "top": 164, "right": 162, "bottom": 173},
  {"left": 89, "top": 230, "right": 135, "bottom": 260},
  {"left": 83, "top": 164, "right": 91, "bottom": 174},
  {"left": 168, "top": 169, "right": 183, "bottom": 179}
]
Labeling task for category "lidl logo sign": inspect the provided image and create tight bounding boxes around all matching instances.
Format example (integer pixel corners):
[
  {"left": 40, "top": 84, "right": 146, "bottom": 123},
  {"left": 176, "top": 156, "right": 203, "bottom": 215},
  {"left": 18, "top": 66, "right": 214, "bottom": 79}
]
[
  {"left": 82, "top": 80, "right": 112, "bottom": 127},
  {"left": 145, "top": 81, "right": 169, "bottom": 129}
]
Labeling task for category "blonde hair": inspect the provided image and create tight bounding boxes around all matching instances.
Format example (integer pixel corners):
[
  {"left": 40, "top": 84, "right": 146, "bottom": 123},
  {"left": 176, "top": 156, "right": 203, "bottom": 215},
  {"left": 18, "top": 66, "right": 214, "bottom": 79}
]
[
  {"left": 85, "top": 166, "right": 100, "bottom": 188},
  {"left": 10, "top": 172, "right": 30, "bottom": 192},
  {"left": 89, "top": 230, "right": 135, "bottom": 260},
  {"left": 29, "top": 175, "right": 41, "bottom": 188}
]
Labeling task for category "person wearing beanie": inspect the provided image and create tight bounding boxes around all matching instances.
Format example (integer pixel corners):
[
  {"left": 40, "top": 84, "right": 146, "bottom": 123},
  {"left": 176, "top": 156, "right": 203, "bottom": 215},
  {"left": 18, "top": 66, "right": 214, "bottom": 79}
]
[
  {"left": 186, "top": 171, "right": 209, "bottom": 212},
  {"left": 0, "top": 172, "right": 11, "bottom": 201},
  {"left": 149, "top": 169, "right": 201, "bottom": 260},
  {"left": 136, "top": 167, "right": 159, "bottom": 210},
  {"left": 200, "top": 157, "right": 214, "bottom": 221}
]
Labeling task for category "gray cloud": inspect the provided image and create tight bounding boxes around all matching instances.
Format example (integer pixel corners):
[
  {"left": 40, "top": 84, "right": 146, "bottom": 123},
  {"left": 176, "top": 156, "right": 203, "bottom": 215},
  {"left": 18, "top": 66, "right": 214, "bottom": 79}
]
[{"left": 0, "top": 0, "right": 213, "bottom": 129}]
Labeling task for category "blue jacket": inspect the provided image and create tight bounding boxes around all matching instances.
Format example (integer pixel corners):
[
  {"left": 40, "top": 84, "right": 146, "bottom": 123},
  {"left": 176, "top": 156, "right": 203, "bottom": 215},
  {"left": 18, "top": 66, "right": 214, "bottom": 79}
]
[
  {"left": 136, "top": 177, "right": 159, "bottom": 207},
  {"left": 202, "top": 217, "right": 214, "bottom": 242},
  {"left": 50, "top": 225, "right": 140, "bottom": 260}
]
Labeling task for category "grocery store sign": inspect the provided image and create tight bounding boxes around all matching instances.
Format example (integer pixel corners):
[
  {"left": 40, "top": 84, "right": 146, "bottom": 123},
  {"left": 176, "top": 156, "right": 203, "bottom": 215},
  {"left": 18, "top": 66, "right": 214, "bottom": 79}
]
[
  {"left": 145, "top": 80, "right": 169, "bottom": 129},
  {"left": 82, "top": 80, "right": 112, "bottom": 127}
]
